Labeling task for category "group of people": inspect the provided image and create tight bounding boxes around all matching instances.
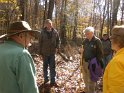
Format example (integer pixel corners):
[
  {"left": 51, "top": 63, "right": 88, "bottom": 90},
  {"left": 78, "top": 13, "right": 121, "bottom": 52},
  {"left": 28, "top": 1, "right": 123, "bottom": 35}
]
[
  {"left": 82, "top": 26, "right": 124, "bottom": 93},
  {"left": 0, "top": 19, "right": 124, "bottom": 93},
  {"left": 0, "top": 19, "right": 60, "bottom": 93},
  {"left": 82, "top": 27, "right": 112, "bottom": 93}
]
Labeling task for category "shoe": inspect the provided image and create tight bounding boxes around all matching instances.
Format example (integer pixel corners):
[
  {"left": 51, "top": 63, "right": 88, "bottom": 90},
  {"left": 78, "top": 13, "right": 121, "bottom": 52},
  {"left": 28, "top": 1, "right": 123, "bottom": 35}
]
[{"left": 50, "top": 82, "right": 59, "bottom": 87}]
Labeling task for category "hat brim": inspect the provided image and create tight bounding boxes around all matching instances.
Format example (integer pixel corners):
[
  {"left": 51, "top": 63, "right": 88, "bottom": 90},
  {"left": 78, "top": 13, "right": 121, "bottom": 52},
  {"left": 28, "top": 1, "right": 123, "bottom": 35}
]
[{"left": 0, "top": 30, "right": 40, "bottom": 39}]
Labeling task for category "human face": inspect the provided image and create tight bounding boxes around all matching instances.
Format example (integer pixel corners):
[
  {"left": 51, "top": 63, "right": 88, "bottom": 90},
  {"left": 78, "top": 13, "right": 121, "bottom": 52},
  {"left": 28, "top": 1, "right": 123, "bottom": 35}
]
[
  {"left": 84, "top": 31, "right": 94, "bottom": 40},
  {"left": 21, "top": 33, "right": 33, "bottom": 47},
  {"left": 46, "top": 22, "right": 53, "bottom": 30},
  {"left": 103, "top": 35, "right": 109, "bottom": 40},
  {"left": 12, "top": 33, "right": 33, "bottom": 48},
  {"left": 26, "top": 33, "right": 34, "bottom": 46}
]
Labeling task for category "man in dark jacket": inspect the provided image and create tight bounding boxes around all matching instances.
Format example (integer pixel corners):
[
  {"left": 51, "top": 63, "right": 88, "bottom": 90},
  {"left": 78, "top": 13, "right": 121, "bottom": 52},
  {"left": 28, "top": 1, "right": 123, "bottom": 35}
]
[
  {"left": 101, "top": 34, "right": 112, "bottom": 69},
  {"left": 81, "top": 27, "right": 103, "bottom": 93},
  {"left": 39, "top": 19, "right": 60, "bottom": 87}
]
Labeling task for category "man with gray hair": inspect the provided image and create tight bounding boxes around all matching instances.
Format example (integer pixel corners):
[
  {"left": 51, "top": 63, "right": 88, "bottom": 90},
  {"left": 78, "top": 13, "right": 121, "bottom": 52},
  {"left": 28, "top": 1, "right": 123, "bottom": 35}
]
[{"left": 81, "top": 26, "right": 103, "bottom": 93}]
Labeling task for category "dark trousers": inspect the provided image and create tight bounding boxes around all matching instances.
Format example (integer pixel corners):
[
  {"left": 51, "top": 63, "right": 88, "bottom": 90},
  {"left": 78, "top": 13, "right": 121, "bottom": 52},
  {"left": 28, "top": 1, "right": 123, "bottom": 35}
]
[
  {"left": 103, "top": 54, "right": 112, "bottom": 69},
  {"left": 43, "top": 54, "right": 56, "bottom": 83}
]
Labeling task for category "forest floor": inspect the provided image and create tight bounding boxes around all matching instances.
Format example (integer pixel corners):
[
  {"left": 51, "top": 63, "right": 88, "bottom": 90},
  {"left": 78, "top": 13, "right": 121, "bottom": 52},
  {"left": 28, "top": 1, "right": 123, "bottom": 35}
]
[{"left": 29, "top": 41, "right": 103, "bottom": 93}]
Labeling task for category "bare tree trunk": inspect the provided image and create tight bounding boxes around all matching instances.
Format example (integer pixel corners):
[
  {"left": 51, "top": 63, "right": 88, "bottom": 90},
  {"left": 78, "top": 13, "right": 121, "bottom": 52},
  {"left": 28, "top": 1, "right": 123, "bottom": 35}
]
[
  {"left": 43, "top": 0, "right": 48, "bottom": 27},
  {"left": 100, "top": 0, "right": 107, "bottom": 37},
  {"left": 19, "top": 0, "right": 25, "bottom": 20},
  {"left": 109, "top": 0, "right": 113, "bottom": 35},
  {"left": 111, "top": 0, "right": 120, "bottom": 27},
  {"left": 73, "top": 0, "right": 78, "bottom": 42},
  {"left": 34, "top": 0, "right": 39, "bottom": 29},
  {"left": 88, "top": 0, "right": 95, "bottom": 27},
  {"left": 121, "top": 0, "right": 124, "bottom": 24},
  {"left": 54, "top": 0, "right": 61, "bottom": 31},
  {"left": 88, "top": 13, "right": 93, "bottom": 26},
  {"left": 47, "top": 0, "right": 54, "bottom": 20},
  {"left": 106, "top": 0, "right": 110, "bottom": 35},
  {"left": 92, "top": 0, "right": 97, "bottom": 27},
  {"left": 54, "top": 0, "right": 60, "bottom": 30},
  {"left": 60, "top": 0, "right": 67, "bottom": 45}
]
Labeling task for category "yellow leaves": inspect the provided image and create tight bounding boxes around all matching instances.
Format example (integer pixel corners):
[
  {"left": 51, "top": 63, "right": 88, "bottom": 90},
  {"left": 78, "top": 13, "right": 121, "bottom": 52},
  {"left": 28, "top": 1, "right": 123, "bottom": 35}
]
[{"left": 0, "top": 0, "right": 16, "bottom": 3}]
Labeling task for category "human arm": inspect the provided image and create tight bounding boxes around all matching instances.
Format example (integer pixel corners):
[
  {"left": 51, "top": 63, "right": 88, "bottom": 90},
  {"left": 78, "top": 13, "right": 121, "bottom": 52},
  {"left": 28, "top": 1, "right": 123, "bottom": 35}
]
[
  {"left": 16, "top": 50, "right": 39, "bottom": 93},
  {"left": 106, "top": 57, "right": 124, "bottom": 93},
  {"left": 96, "top": 38, "right": 103, "bottom": 59},
  {"left": 55, "top": 31, "right": 61, "bottom": 53},
  {"left": 96, "top": 38, "right": 104, "bottom": 68}
]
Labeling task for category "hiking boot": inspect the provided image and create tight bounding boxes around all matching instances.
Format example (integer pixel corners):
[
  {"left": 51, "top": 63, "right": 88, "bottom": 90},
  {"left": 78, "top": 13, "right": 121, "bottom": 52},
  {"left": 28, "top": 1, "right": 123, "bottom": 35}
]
[{"left": 50, "top": 82, "right": 59, "bottom": 87}]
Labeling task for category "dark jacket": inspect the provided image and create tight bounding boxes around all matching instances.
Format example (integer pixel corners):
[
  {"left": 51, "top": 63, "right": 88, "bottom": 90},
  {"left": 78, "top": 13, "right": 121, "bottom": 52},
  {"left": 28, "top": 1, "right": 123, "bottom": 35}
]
[
  {"left": 83, "top": 36, "right": 103, "bottom": 65},
  {"left": 101, "top": 38, "right": 112, "bottom": 56},
  {"left": 39, "top": 27, "right": 60, "bottom": 56}
]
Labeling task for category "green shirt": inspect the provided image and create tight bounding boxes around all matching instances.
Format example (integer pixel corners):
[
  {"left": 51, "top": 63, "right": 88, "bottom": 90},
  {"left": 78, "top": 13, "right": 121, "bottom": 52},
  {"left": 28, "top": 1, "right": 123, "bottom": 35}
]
[{"left": 0, "top": 40, "right": 39, "bottom": 93}]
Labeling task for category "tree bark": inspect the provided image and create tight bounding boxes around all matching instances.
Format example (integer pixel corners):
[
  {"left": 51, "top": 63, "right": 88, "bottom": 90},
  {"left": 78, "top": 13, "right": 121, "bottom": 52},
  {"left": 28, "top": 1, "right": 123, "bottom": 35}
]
[
  {"left": 47, "top": 0, "right": 54, "bottom": 20},
  {"left": 43, "top": 0, "right": 48, "bottom": 27},
  {"left": 121, "top": 0, "right": 124, "bottom": 24},
  {"left": 73, "top": 0, "right": 78, "bottom": 42},
  {"left": 19, "top": 0, "right": 25, "bottom": 20},
  {"left": 111, "top": 0, "right": 120, "bottom": 27},
  {"left": 60, "top": 0, "right": 67, "bottom": 45},
  {"left": 100, "top": 0, "right": 107, "bottom": 37}
]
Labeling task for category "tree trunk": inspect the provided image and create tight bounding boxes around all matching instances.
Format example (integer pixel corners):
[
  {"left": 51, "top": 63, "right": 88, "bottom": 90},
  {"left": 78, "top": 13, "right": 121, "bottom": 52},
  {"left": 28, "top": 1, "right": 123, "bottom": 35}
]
[
  {"left": 19, "top": 0, "right": 25, "bottom": 20},
  {"left": 55, "top": 0, "right": 58, "bottom": 30},
  {"left": 43, "top": 0, "right": 48, "bottom": 27},
  {"left": 109, "top": 0, "right": 113, "bottom": 35},
  {"left": 34, "top": 0, "right": 39, "bottom": 29},
  {"left": 73, "top": 0, "right": 78, "bottom": 42},
  {"left": 111, "top": 0, "right": 120, "bottom": 27},
  {"left": 100, "top": 0, "right": 107, "bottom": 37},
  {"left": 106, "top": 0, "right": 110, "bottom": 35},
  {"left": 121, "top": 0, "right": 124, "bottom": 24},
  {"left": 47, "top": 0, "right": 54, "bottom": 20},
  {"left": 60, "top": 0, "right": 67, "bottom": 45}
]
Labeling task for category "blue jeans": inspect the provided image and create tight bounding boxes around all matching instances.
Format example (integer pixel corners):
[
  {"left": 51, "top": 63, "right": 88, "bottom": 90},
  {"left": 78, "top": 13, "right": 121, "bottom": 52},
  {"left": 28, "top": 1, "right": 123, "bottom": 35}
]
[
  {"left": 43, "top": 55, "right": 56, "bottom": 83},
  {"left": 103, "top": 54, "right": 112, "bottom": 69}
]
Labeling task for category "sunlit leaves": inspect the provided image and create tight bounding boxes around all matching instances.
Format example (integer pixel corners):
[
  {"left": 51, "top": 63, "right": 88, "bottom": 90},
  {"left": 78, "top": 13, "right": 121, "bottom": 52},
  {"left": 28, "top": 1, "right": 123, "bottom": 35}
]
[
  {"left": 0, "top": 0, "right": 20, "bottom": 31},
  {"left": 0, "top": 0, "right": 16, "bottom": 3}
]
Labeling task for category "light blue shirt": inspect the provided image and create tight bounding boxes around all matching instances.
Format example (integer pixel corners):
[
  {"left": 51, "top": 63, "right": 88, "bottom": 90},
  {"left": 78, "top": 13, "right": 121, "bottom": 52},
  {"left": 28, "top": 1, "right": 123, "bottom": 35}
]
[{"left": 0, "top": 40, "right": 39, "bottom": 93}]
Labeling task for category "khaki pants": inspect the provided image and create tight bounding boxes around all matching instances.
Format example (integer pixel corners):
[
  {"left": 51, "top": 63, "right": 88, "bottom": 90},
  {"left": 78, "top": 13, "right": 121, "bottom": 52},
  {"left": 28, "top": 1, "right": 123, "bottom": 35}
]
[{"left": 83, "top": 61, "right": 96, "bottom": 93}]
